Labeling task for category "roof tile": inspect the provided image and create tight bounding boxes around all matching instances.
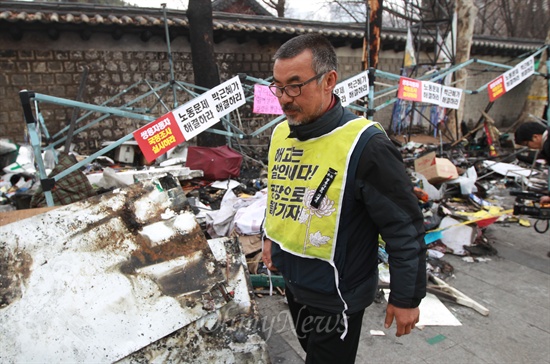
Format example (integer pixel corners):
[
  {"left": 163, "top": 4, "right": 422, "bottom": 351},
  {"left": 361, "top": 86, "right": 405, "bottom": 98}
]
[{"left": 0, "top": 1, "right": 543, "bottom": 52}]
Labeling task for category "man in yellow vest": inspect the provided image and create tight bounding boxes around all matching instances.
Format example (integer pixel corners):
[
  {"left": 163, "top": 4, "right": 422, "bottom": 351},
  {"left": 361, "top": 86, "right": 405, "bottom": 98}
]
[{"left": 262, "top": 34, "right": 427, "bottom": 363}]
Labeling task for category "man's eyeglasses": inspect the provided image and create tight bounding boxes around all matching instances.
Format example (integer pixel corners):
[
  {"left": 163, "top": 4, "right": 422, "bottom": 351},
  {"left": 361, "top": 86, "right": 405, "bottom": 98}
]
[{"left": 268, "top": 72, "right": 326, "bottom": 98}]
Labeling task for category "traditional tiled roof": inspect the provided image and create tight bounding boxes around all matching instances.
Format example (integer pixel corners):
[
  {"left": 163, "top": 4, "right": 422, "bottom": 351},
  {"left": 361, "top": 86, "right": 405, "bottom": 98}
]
[
  {"left": 212, "top": 0, "right": 274, "bottom": 17},
  {"left": 0, "top": 1, "right": 543, "bottom": 55}
]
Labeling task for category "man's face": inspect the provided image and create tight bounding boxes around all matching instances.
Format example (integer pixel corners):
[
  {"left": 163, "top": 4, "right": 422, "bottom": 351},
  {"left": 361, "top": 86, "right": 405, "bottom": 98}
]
[
  {"left": 272, "top": 50, "right": 332, "bottom": 126},
  {"left": 523, "top": 134, "right": 543, "bottom": 150}
]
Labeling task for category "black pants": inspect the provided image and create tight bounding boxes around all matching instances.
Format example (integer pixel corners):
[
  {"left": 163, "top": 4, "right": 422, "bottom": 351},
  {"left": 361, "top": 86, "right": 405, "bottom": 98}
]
[{"left": 286, "top": 288, "right": 365, "bottom": 364}]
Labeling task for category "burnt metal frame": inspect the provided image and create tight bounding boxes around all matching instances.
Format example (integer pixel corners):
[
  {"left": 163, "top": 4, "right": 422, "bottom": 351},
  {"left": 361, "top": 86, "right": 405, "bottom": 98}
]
[
  {"left": 18, "top": 78, "right": 247, "bottom": 207},
  {"left": 19, "top": 45, "right": 548, "bottom": 207},
  {"left": 17, "top": 1, "right": 550, "bottom": 207},
  {"left": 244, "top": 44, "right": 548, "bottom": 135}
]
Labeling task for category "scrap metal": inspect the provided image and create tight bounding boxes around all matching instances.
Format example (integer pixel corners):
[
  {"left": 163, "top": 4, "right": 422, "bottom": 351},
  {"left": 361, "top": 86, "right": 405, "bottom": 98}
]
[{"left": 0, "top": 175, "right": 269, "bottom": 362}]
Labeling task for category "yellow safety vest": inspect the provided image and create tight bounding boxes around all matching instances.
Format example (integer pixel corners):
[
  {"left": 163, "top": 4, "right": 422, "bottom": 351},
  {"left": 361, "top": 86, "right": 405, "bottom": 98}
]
[{"left": 265, "top": 117, "right": 380, "bottom": 262}]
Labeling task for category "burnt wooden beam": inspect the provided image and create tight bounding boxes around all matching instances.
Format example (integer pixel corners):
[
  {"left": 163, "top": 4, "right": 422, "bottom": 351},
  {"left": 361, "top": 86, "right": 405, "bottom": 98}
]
[{"left": 366, "top": 0, "right": 383, "bottom": 69}]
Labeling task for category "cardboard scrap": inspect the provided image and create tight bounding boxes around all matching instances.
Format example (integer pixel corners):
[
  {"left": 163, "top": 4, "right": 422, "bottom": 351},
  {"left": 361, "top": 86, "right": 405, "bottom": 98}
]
[{"left": 414, "top": 152, "right": 458, "bottom": 184}]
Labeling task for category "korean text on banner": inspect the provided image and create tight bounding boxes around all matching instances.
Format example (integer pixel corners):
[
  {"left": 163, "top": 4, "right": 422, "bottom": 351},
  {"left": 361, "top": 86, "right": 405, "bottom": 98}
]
[
  {"left": 174, "top": 92, "right": 220, "bottom": 141},
  {"left": 397, "top": 77, "right": 422, "bottom": 102},
  {"left": 253, "top": 84, "right": 283, "bottom": 115},
  {"left": 487, "top": 56, "right": 534, "bottom": 102},
  {"left": 133, "top": 76, "right": 246, "bottom": 162},
  {"left": 397, "top": 77, "right": 463, "bottom": 109},
  {"left": 440, "top": 86, "right": 462, "bottom": 110},
  {"left": 504, "top": 55, "right": 534, "bottom": 91},
  {"left": 210, "top": 75, "right": 246, "bottom": 117},
  {"left": 517, "top": 56, "right": 535, "bottom": 80},
  {"left": 487, "top": 76, "right": 506, "bottom": 102},
  {"left": 421, "top": 81, "right": 442, "bottom": 106},
  {"left": 334, "top": 70, "right": 369, "bottom": 107},
  {"left": 133, "top": 114, "right": 185, "bottom": 163}
]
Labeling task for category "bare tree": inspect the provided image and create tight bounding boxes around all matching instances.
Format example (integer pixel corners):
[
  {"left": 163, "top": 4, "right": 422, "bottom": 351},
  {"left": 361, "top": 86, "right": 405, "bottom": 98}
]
[
  {"left": 474, "top": 0, "right": 550, "bottom": 39},
  {"left": 383, "top": 1, "right": 418, "bottom": 27},
  {"left": 42, "top": 0, "right": 130, "bottom": 4},
  {"left": 261, "top": 0, "right": 287, "bottom": 17},
  {"left": 330, "top": 0, "right": 366, "bottom": 22},
  {"left": 448, "top": 0, "right": 476, "bottom": 139},
  {"left": 327, "top": 0, "right": 548, "bottom": 39},
  {"left": 326, "top": 0, "right": 425, "bottom": 26}
]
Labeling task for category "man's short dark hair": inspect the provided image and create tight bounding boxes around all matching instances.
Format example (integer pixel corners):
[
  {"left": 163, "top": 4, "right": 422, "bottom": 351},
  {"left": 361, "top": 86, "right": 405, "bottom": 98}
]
[
  {"left": 273, "top": 34, "right": 338, "bottom": 75},
  {"left": 514, "top": 122, "right": 546, "bottom": 144}
]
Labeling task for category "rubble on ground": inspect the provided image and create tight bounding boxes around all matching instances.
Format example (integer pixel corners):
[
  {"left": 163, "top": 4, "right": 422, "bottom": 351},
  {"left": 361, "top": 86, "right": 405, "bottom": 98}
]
[
  {"left": 1, "top": 121, "right": 549, "bottom": 356},
  {"left": 1, "top": 128, "right": 548, "bottom": 271},
  {"left": 0, "top": 174, "right": 269, "bottom": 362}
]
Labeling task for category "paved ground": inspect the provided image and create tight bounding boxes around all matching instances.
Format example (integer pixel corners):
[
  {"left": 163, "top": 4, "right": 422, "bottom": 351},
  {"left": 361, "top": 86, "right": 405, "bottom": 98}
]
[{"left": 255, "top": 219, "right": 550, "bottom": 364}]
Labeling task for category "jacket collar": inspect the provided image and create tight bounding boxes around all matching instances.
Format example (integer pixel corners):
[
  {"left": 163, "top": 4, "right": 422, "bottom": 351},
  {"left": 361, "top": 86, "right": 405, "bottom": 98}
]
[{"left": 287, "top": 95, "right": 344, "bottom": 141}]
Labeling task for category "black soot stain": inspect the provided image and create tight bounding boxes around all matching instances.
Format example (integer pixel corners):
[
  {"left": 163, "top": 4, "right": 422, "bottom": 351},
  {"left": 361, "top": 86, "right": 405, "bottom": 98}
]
[{"left": 0, "top": 246, "right": 33, "bottom": 308}]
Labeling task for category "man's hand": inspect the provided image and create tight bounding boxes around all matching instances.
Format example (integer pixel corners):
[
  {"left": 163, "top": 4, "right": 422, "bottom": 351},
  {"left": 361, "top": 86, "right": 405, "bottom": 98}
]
[
  {"left": 262, "top": 238, "right": 277, "bottom": 271},
  {"left": 384, "top": 303, "right": 420, "bottom": 337}
]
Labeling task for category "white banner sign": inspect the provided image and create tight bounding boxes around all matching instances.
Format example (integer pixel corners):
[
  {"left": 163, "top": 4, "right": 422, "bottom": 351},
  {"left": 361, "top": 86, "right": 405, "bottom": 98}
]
[
  {"left": 440, "top": 85, "right": 463, "bottom": 109},
  {"left": 173, "top": 92, "right": 219, "bottom": 141},
  {"left": 334, "top": 70, "right": 369, "bottom": 107},
  {"left": 171, "top": 76, "right": 246, "bottom": 141},
  {"left": 210, "top": 75, "right": 246, "bottom": 116},
  {"left": 503, "top": 55, "right": 534, "bottom": 92},
  {"left": 398, "top": 77, "right": 463, "bottom": 109},
  {"left": 421, "top": 81, "right": 442, "bottom": 105}
]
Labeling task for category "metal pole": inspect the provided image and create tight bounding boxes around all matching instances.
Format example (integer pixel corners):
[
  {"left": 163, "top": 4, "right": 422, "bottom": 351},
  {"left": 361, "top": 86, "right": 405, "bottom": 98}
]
[
  {"left": 65, "top": 66, "right": 88, "bottom": 152},
  {"left": 546, "top": 53, "right": 549, "bottom": 194},
  {"left": 365, "top": 1, "right": 371, "bottom": 70},
  {"left": 33, "top": 93, "right": 154, "bottom": 121},
  {"left": 363, "top": 1, "right": 372, "bottom": 118},
  {"left": 19, "top": 90, "right": 55, "bottom": 206},
  {"left": 162, "top": 3, "right": 178, "bottom": 109}
]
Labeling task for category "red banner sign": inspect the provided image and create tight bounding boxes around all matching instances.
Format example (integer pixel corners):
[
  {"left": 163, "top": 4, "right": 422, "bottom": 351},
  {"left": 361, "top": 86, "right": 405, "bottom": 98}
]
[
  {"left": 398, "top": 77, "right": 421, "bottom": 102},
  {"left": 487, "top": 76, "right": 505, "bottom": 102},
  {"left": 133, "top": 113, "right": 185, "bottom": 163}
]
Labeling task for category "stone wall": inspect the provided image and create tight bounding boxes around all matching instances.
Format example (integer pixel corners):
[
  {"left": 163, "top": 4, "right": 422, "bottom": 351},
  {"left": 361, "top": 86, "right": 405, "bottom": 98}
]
[{"left": 0, "top": 29, "right": 538, "bottom": 157}]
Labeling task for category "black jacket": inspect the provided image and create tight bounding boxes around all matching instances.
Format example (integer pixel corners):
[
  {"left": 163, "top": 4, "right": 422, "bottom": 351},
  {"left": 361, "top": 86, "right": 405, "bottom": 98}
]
[
  {"left": 542, "top": 131, "right": 549, "bottom": 163},
  {"left": 270, "top": 98, "right": 426, "bottom": 313}
]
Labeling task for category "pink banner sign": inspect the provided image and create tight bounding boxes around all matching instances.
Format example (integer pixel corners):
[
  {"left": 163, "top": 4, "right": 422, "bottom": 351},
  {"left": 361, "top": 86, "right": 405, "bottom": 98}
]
[{"left": 253, "top": 84, "right": 283, "bottom": 115}]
